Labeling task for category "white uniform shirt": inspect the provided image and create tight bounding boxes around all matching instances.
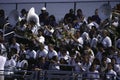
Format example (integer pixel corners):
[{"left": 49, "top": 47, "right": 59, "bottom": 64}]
[
  {"left": 36, "top": 36, "right": 45, "bottom": 44},
  {"left": 47, "top": 50, "right": 58, "bottom": 59},
  {"left": 58, "top": 51, "right": 70, "bottom": 60},
  {"left": 10, "top": 43, "right": 20, "bottom": 53},
  {"left": 0, "top": 56, "right": 6, "bottom": 70},
  {"left": 102, "top": 36, "right": 112, "bottom": 48},
  {"left": 0, "top": 55, "right": 6, "bottom": 80},
  {"left": 88, "top": 70, "right": 100, "bottom": 80},
  {"left": 31, "top": 25, "right": 39, "bottom": 35},
  {"left": 44, "top": 28, "right": 54, "bottom": 37},
  {"left": 4, "top": 58, "right": 16, "bottom": 75},
  {"left": 90, "top": 37, "right": 98, "bottom": 48},
  {"left": 116, "top": 38, "right": 120, "bottom": 49},
  {"left": 26, "top": 50, "right": 37, "bottom": 59},
  {"left": 106, "top": 69, "right": 117, "bottom": 79},
  {"left": 0, "top": 43, "right": 6, "bottom": 54},
  {"left": 5, "top": 58, "right": 16, "bottom": 69},
  {"left": 37, "top": 49, "right": 48, "bottom": 58}
]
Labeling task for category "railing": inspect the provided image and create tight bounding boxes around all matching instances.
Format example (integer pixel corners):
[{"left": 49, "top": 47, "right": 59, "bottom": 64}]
[{"left": 0, "top": 69, "right": 118, "bottom": 80}]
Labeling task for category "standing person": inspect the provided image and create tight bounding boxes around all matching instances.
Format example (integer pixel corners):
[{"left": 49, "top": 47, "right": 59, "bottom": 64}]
[
  {"left": 39, "top": 7, "right": 49, "bottom": 26},
  {"left": 64, "top": 9, "right": 76, "bottom": 25},
  {"left": 0, "top": 9, "right": 6, "bottom": 29},
  {"left": 19, "top": 9, "right": 27, "bottom": 21},
  {"left": 70, "top": 30, "right": 84, "bottom": 49},
  {"left": 0, "top": 49, "right": 7, "bottom": 80},
  {"left": 101, "top": 30, "right": 112, "bottom": 49},
  {"left": 105, "top": 63, "right": 117, "bottom": 80},
  {"left": 74, "top": 9, "right": 87, "bottom": 30},
  {"left": 9, "top": 37, "right": 20, "bottom": 54},
  {"left": 47, "top": 44, "right": 58, "bottom": 60},
  {"left": 87, "top": 63, "right": 100, "bottom": 80},
  {"left": 92, "top": 9, "right": 101, "bottom": 25}
]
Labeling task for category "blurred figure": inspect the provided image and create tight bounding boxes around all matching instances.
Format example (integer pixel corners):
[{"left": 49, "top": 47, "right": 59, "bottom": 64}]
[
  {"left": 92, "top": 9, "right": 101, "bottom": 25},
  {"left": 64, "top": 9, "right": 76, "bottom": 24},
  {"left": 39, "top": 7, "right": 49, "bottom": 26},
  {"left": 48, "top": 15, "right": 57, "bottom": 27},
  {"left": 87, "top": 63, "right": 100, "bottom": 80},
  {"left": 105, "top": 63, "right": 117, "bottom": 80},
  {"left": 47, "top": 44, "right": 58, "bottom": 60},
  {"left": 0, "top": 9, "right": 6, "bottom": 29},
  {"left": 19, "top": 9, "right": 27, "bottom": 21},
  {"left": 101, "top": 30, "right": 112, "bottom": 49},
  {"left": 0, "top": 49, "right": 7, "bottom": 80}
]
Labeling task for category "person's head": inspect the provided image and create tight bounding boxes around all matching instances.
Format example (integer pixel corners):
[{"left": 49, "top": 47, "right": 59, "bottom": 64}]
[
  {"left": 20, "top": 44, "right": 25, "bottom": 51},
  {"left": 87, "top": 16, "right": 93, "bottom": 23},
  {"left": 69, "top": 9, "right": 74, "bottom": 14},
  {"left": 60, "top": 58, "right": 68, "bottom": 64},
  {"left": 48, "top": 44, "right": 54, "bottom": 51},
  {"left": 111, "top": 58, "right": 116, "bottom": 65},
  {"left": 60, "top": 48, "right": 67, "bottom": 56},
  {"left": 89, "top": 63, "right": 97, "bottom": 72},
  {"left": 49, "top": 15, "right": 56, "bottom": 21},
  {"left": 29, "top": 20, "right": 36, "bottom": 27},
  {"left": 38, "top": 28, "right": 43, "bottom": 36},
  {"left": 10, "top": 48, "right": 17, "bottom": 55},
  {"left": 83, "top": 55, "right": 89, "bottom": 63},
  {"left": 107, "top": 63, "right": 113, "bottom": 70},
  {"left": 75, "top": 30, "right": 81, "bottom": 38},
  {"left": 102, "top": 30, "right": 108, "bottom": 38},
  {"left": 41, "top": 7, "right": 46, "bottom": 13},
  {"left": 0, "top": 9, "right": 5, "bottom": 17},
  {"left": 11, "top": 37, "right": 17, "bottom": 44},
  {"left": 21, "top": 9, "right": 27, "bottom": 16},
  {"left": 39, "top": 43, "right": 44, "bottom": 50},
  {"left": 51, "top": 56, "right": 58, "bottom": 62},
  {"left": 77, "top": 9, "right": 83, "bottom": 16},
  {"left": 38, "top": 56, "right": 46, "bottom": 63},
  {"left": 95, "top": 9, "right": 98, "bottom": 15}
]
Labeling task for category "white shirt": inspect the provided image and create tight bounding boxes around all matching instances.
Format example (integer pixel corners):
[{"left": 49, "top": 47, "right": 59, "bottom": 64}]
[
  {"left": 4, "top": 58, "right": 16, "bottom": 75},
  {"left": 96, "top": 51, "right": 103, "bottom": 62},
  {"left": 0, "top": 56, "right": 6, "bottom": 70},
  {"left": 5, "top": 58, "right": 16, "bottom": 69},
  {"left": 47, "top": 50, "right": 58, "bottom": 59},
  {"left": 90, "top": 37, "right": 98, "bottom": 48},
  {"left": 87, "top": 21, "right": 99, "bottom": 30},
  {"left": 0, "top": 43, "right": 6, "bottom": 54},
  {"left": 44, "top": 28, "right": 54, "bottom": 37},
  {"left": 106, "top": 69, "right": 117, "bottom": 79},
  {"left": 102, "top": 36, "right": 112, "bottom": 48},
  {"left": 0, "top": 55, "right": 6, "bottom": 80},
  {"left": 114, "top": 64, "right": 120, "bottom": 74},
  {"left": 116, "top": 38, "right": 120, "bottom": 49},
  {"left": 37, "top": 49, "right": 48, "bottom": 58},
  {"left": 26, "top": 50, "right": 37, "bottom": 59},
  {"left": 36, "top": 36, "right": 45, "bottom": 44},
  {"left": 31, "top": 25, "right": 39, "bottom": 35},
  {"left": 58, "top": 51, "right": 70, "bottom": 60},
  {"left": 10, "top": 43, "right": 20, "bottom": 53},
  {"left": 88, "top": 70, "right": 100, "bottom": 80}
]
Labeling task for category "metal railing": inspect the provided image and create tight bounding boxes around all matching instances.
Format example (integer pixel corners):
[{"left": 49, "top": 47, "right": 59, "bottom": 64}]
[{"left": 0, "top": 69, "right": 118, "bottom": 80}]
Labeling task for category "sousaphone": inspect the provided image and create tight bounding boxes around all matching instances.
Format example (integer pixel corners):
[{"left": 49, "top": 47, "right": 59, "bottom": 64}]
[
  {"left": 7, "top": 9, "right": 19, "bottom": 28},
  {"left": 27, "top": 7, "right": 40, "bottom": 27}
]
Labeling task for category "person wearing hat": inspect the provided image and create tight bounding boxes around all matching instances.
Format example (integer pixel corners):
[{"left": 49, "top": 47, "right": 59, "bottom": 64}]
[{"left": 39, "top": 7, "right": 49, "bottom": 26}]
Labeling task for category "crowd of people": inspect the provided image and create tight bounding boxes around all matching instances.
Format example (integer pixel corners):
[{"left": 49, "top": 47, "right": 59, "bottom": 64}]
[{"left": 0, "top": 3, "right": 120, "bottom": 80}]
